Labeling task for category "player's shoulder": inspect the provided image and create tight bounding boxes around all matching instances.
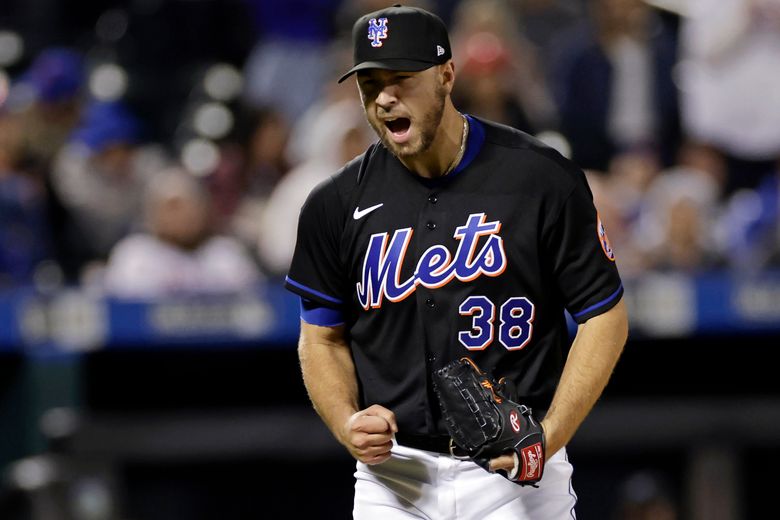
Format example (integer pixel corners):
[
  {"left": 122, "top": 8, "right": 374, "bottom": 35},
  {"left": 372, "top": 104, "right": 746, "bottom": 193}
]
[
  {"left": 479, "top": 118, "right": 586, "bottom": 189},
  {"left": 301, "top": 143, "right": 381, "bottom": 216}
]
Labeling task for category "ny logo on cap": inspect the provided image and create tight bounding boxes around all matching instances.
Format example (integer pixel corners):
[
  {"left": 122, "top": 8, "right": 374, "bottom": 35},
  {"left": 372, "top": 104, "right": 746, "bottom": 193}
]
[{"left": 367, "top": 17, "right": 389, "bottom": 47}]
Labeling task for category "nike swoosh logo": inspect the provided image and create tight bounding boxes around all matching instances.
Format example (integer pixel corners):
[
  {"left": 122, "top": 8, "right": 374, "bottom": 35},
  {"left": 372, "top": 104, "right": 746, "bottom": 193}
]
[{"left": 353, "top": 203, "right": 384, "bottom": 220}]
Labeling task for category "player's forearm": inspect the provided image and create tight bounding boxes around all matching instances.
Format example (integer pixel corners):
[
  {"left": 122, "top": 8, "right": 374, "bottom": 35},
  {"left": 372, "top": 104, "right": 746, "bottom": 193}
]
[
  {"left": 541, "top": 299, "right": 628, "bottom": 456},
  {"left": 298, "top": 323, "right": 360, "bottom": 445}
]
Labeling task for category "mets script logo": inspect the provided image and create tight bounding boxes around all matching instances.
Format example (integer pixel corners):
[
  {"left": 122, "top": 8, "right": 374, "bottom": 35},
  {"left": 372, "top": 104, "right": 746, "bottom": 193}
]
[
  {"left": 367, "top": 17, "right": 388, "bottom": 47},
  {"left": 356, "top": 213, "right": 507, "bottom": 309}
]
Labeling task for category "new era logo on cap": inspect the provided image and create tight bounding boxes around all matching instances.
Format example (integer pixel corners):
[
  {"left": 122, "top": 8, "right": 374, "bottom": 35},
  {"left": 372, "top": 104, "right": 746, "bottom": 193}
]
[{"left": 339, "top": 4, "right": 453, "bottom": 83}]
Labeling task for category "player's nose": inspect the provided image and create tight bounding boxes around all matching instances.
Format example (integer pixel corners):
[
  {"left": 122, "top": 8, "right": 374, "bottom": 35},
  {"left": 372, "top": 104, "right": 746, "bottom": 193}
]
[{"left": 375, "top": 87, "right": 398, "bottom": 110}]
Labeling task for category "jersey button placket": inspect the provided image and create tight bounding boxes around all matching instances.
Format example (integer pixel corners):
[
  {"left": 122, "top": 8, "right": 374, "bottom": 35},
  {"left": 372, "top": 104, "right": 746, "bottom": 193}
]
[
  {"left": 428, "top": 193, "right": 438, "bottom": 204},
  {"left": 425, "top": 298, "right": 435, "bottom": 308},
  {"left": 426, "top": 221, "right": 436, "bottom": 230}
]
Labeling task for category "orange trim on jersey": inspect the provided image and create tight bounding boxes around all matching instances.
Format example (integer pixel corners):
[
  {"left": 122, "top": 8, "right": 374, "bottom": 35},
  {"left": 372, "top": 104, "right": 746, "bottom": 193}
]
[
  {"left": 501, "top": 297, "right": 535, "bottom": 351},
  {"left": 420, "top": 246, "right": 457, "bottom": 289},
  {"left": 458, "top": 296, "right": 495, "bottom": 350},
  {"left": 483, "top": 236, "right": 508, "bottom": 278},
  {"left": 384, "top": 228, "right": 417, "bottom": 305}
]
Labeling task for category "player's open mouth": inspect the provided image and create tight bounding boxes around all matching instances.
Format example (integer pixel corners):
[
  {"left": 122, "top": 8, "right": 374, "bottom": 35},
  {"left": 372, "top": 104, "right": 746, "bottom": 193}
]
[{"left": 385, "top": 118, "right": 412, "bottom": 143}]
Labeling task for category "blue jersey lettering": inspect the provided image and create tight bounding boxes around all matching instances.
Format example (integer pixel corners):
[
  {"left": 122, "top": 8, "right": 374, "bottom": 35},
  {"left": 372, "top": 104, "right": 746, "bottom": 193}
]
[{"left": 356, "top": 213, "right": 507, "bottom": 309}]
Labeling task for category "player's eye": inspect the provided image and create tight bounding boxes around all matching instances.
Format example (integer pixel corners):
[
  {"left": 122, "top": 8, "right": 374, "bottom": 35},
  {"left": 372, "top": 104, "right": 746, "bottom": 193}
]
[
  {"left": 393, "top": 74, "right": 413, "bottom": 84},
  {"left": 359, "top": 79, "right": 377, "bottom": 92}
]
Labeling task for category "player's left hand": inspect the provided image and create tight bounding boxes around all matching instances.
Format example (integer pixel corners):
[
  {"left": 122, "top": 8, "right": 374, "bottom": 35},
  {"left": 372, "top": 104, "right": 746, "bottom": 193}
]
[{"left": 433, "top": 357, "right": 546, "bottom": 485}]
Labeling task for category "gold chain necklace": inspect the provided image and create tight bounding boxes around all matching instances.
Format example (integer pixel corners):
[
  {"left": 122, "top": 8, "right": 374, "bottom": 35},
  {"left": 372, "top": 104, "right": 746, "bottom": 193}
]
[{"left": 444, "top": 114, "right": 469, "bottom": 175}]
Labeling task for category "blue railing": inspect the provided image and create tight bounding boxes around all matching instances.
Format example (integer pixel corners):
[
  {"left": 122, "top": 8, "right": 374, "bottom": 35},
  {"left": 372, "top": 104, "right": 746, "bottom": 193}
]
[
  {"left": 1, "top": 270, "right": 779, "bottom": 354},
  {"left": 0, "top": 282, "right": 301, "bottom": 354}
]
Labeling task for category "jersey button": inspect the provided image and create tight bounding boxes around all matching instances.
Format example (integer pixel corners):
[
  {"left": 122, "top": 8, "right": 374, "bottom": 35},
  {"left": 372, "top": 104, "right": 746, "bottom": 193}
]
[
  {"left": 428, "top": 194, "right": 438, "bottom": 204},
  {"left": 425, "top": 298, "right": 435, "bottom": 308},
  {"left": 426, "top": 221, "right": 436, "bottom": 230}
]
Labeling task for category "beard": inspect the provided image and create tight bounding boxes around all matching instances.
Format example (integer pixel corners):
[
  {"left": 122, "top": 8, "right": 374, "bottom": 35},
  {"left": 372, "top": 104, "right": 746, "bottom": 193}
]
[{"left": 367, "top": 82, "right": 447, "bottom": 160}]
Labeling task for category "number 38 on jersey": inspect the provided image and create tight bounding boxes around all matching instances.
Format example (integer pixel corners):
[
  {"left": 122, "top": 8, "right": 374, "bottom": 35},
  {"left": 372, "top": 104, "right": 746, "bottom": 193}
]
[{"left": 356, "top": 212, "right": 535, "bottom": 351}]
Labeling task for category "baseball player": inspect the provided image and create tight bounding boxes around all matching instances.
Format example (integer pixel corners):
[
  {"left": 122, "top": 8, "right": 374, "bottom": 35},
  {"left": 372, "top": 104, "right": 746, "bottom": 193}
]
[{"left": 285, "top": 4, "right": 629, "bottom": 519}]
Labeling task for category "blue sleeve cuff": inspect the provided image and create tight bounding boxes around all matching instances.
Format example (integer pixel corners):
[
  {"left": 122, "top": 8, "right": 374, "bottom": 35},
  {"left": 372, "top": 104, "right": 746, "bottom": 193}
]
[
  {"left": 286, "top": 276, "right": 344, "bottom": 305},
  {"left": 570, "top": 284, "right": 624, "bottom": 323},
  {"left": 300, "top": 298, "right": 345, "bottom": 327}
]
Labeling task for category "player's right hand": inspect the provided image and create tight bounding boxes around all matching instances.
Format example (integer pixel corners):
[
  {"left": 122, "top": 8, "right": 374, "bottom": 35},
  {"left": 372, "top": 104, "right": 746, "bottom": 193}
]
[{"left": 342, "top": 404, "right": 398, "bottom": 465}]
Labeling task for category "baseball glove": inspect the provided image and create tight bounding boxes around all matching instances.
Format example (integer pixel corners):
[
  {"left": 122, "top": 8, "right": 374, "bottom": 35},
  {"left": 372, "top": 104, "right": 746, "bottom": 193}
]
[{"left": 432, "top": 357, "right": 545, "bottom": 485}]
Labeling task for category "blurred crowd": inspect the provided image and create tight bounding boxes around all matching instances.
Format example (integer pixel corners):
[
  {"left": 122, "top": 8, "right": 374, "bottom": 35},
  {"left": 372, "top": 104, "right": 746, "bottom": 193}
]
[{"left": 1, "top": 0, "right": 779, "bottom": 297}]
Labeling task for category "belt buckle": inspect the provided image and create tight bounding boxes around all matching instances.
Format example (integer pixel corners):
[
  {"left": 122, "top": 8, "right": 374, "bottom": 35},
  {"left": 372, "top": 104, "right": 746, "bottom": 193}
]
[{"left": 448, "top": 438, "right": 470, "bottom": 460}]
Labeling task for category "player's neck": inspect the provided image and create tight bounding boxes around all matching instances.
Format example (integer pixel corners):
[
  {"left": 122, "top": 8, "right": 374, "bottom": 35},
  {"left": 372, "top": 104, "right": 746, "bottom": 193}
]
[{"left": 404, "top": 102, "right": 466, "bottom": 179}]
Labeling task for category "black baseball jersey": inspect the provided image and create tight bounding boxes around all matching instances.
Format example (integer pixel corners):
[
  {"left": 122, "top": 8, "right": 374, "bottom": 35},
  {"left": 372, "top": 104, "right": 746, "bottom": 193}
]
[{"left": 285, "top": 116, "right": 623, "bottom": 436}]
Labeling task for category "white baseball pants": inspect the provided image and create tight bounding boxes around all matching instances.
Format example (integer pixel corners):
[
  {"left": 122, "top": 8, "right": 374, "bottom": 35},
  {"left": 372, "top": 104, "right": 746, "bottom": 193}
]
[{"left": 354, "top": 442, "right": 577, "bottom": 519}]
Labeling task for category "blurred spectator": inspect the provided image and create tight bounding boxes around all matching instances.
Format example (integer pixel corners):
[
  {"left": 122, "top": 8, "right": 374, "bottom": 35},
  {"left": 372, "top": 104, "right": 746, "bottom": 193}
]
[
  {"left": 633, "top": 160, "right": 724, "bottom": 272},
  {"left": 674, "top": 139, "right": 729, "bottom": 198},
  {"left": 112, "top": 0, "right": 255, "bottom": 143},
  {"left": 207, "top": 105, "right": 291, "bottom": 253},
  {"left": 102, "top": 167, "right": 262, "bottom": 298},
  {"left": 677, "top": 0, "right": 780, "bottom": 192},
  {"left": 586, "top": 149, "right": 661, "bottom": 277},
  {"left": 608, "top": 149, "right": 661, "bottom": 223},
  {"left": 590, "top": 140, "right": 730, "bottom": 276},
  {"left": 508, "top": 0, "right": 586, "bottom": 63},
  {"left": 613, "top": 471, "right": 679, "bottom": 520},
  {"left": 49, "top": 100, "right": 168, "bottom": 282},
  {"left": 284, "top": 37, "right": 356, "bottom": 166},
  {"left": 256, "top": 98, "right": 374, "bottom": 276},
  {"left": 242, "top": 0, "right": 344, "bottom": 124},
  {"left": 0, "top": 114, "right": 52, "bottom": 287},
  {"left": 718, "top": 160, "right": 780, "bottom": 271},
  {"left": 10, "top": 47, "right": 85, "bottom": 176},
  {"left": 550, "top": 0, "right": 680, "bottom": 171},
  {"left": 251, "top": 36, "right": 365, "bottom": 276},
  {"left": 450, "top": 0, "right": 558, "bottom": 134},
  {"left": 455, "top": 30, "right": 534, "bottom": 132},
  {"left": 0, "top": 0, "right": 774, "bottom": 288}
]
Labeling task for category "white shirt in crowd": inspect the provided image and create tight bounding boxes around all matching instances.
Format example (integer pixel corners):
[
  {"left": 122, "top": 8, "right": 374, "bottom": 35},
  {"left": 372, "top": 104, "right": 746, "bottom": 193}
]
[
  {"left": 103, "top": 233, "right": 262, "bottom": 299},
  {"left": 679, "top": 0, "right": 780, "bottom": 159}
]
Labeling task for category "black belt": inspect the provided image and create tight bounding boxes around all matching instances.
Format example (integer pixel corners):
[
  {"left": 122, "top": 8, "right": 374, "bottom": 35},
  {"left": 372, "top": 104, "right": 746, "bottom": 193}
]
[
  {"left": 394, "top": 408, "right": 548, "bottom": 456},
  {"left": 395, "top": 433, "right": 455, "bottom": 455}
]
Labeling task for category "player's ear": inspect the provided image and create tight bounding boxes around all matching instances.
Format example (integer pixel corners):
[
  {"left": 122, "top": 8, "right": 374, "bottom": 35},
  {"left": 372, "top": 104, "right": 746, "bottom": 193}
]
[
  {"left": 355, "top": 76, "right": 368, "bottom": 105},
  {"left": 439, "top": 60, "right": 455, "bottom": 94}
]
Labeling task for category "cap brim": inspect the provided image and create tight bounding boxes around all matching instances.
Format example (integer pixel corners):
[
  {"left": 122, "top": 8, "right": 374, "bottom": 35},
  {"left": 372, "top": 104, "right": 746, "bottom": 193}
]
[{"left": 337, "top": 59, "right": 437, "bottom": 83}]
